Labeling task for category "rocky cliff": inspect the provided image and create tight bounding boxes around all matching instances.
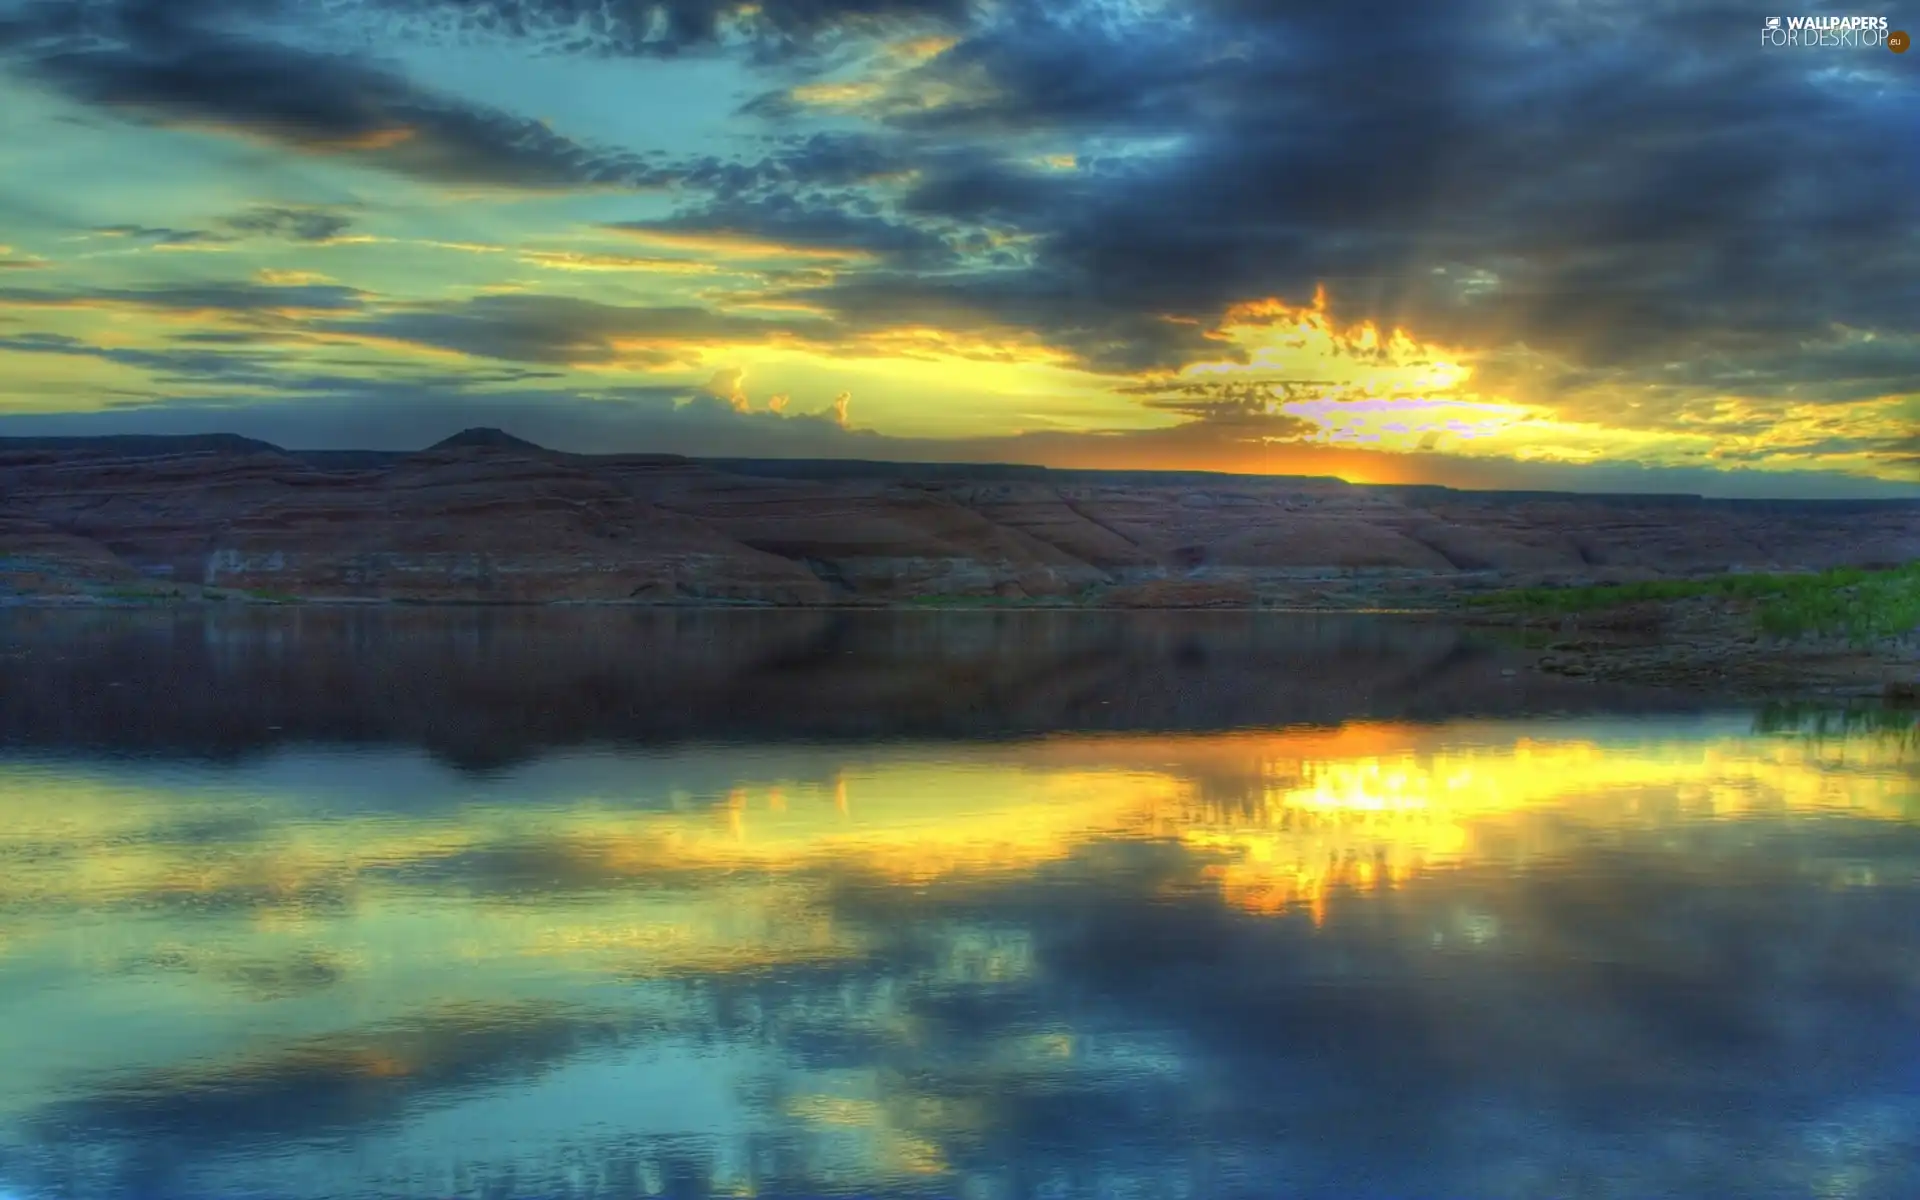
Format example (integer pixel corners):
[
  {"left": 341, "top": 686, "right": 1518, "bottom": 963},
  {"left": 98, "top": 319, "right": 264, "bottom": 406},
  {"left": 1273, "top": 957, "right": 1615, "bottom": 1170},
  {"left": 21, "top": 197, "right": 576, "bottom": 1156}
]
[{"left": 1, "top": 429, "right": 1915, "bottom": 605}]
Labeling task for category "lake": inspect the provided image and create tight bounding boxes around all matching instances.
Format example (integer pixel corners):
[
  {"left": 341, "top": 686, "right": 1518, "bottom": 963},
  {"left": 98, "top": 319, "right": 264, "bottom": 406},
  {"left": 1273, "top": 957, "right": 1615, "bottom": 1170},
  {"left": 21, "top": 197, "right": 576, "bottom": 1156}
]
[{"left": 0, "top": 610, "right": 1917, "bottom": 1199}]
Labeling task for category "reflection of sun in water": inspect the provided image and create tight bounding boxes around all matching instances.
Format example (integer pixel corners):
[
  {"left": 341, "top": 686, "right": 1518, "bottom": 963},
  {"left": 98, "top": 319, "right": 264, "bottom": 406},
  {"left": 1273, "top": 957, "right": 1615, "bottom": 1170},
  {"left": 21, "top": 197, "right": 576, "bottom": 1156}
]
[
  {"left": 0, "top": 714, "right": 1914, "bottom": 1200},
  {"left": 3, "top": 722, "right": 1914, "bottom": 952},
  {"left": 0, "top": 715, "right": 1915, "bottom": 1184},
  {"left": 1158, "top": 728, "right": 1918, "bottom": 924}
]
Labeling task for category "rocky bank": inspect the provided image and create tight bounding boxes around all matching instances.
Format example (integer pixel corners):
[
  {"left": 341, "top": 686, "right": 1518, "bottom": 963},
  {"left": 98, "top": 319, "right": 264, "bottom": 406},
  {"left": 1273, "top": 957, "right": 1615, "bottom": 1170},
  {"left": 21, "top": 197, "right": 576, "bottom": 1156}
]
[{"left": 1461, "top": 595, "right": 1920, "bottom": 702}]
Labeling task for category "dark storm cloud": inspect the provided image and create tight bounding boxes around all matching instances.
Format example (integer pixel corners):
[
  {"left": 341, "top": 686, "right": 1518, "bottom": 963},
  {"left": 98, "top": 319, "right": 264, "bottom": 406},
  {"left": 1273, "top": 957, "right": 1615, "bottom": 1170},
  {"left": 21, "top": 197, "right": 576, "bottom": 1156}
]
[
  {"left": 1646, "top": 337, "right": 1920, "bottom": 406},
  {"left": 855, "top": 0, "right": 1920, "bottom": 379},
  {"left": 690, "top": 0, "right": 1920, "bottom": 391},
  {"left": 873, "top": 3, "right": 1232, "bottom": 136},
  {"left": 18, "top": 0, "right": 1907, "bottom": 392},
  {"left": 0, "top": 0, "right": 673, "bottom": 189},
  {"left": 897, "top": 154, "right": 1076, "bottom": 223},
  {"left": 0, "top": 0, "right": 1912, "bottom": 490}
]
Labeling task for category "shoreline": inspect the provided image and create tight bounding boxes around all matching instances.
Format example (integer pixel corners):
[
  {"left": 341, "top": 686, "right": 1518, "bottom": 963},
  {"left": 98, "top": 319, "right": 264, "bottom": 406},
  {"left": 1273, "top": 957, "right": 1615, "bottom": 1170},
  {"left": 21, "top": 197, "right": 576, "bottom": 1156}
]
[
  {"left": 0, "top": 593, "right": 1445, "bottom": 614},
  {"left": 5, "top": 585, "right": 1915, "bottom": 706}
]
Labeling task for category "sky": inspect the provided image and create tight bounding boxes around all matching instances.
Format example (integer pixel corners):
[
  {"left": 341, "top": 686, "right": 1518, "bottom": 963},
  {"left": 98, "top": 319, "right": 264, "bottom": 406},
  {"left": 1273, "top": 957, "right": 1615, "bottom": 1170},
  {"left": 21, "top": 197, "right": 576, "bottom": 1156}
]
[{"left": 0, "top": 0, "right": 1914, "bottom": 497}]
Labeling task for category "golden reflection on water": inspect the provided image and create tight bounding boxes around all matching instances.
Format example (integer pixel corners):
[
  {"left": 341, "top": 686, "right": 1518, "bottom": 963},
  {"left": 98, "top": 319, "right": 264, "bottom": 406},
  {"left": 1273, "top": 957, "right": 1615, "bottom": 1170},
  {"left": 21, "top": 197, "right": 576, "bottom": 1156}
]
[
  {"left": 0, "top": 713, "right": 1916, "bottom": 1195},
  {"left": 2, "top": 721, "right": 1915, "bottom": 982}
]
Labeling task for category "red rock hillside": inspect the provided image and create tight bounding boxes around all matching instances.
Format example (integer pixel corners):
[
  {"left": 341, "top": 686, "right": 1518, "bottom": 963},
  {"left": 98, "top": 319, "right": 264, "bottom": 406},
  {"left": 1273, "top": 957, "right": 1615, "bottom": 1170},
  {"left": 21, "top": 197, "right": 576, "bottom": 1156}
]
[{"left": 0, "top": 429, "right": 1915, "bottom": 605}]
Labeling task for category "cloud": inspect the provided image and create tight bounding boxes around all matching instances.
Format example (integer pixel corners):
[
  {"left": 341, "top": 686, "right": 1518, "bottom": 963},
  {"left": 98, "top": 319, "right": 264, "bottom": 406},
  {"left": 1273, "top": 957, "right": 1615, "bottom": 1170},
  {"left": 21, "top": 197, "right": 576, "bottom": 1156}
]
[
  {"left": 0, "top": 280, "right": 368, "bottom": 316},
  {"left": 90, "top": 223, "right": 226, "bottom": 247},
  {"left": 80, "top": 207, "right": 358, "bottom": 251},
  {"left": 343, "top": 0, "right": 977, "bottom": 57},
  {"left": 609, "top": 194, "right": 953, "bottom": 270},
  {"left": 0, "top": 380, "right": 881, "bottom": 460},
  {"left": 1, "top": 360, "right": 1910, "bottom": 498},
  {"left": 0, "top": 0, "right": 1913, "bottom": 494},
  {"left": 892, "top": 1, "right": 1914, "bottom": 367},
  {"left": 1123, "top": 378, "right": 1334, "bottom": 442},
  {"left": 326, "top": 293, "right": 827, "bottom": 365},
  {"left": 676, "top": 133, "right": 913, "bottom": 191},
  {"left": 0, "top": 330, "right": 287, "bottom": 385},
  {"left": 781, "top": 271, "right": 1230, "bottom": 373},
  {"left": 2, "top": 1, "right": 674, "bottom": 189},
  {"left": 0, "top": 245, "right": 49, "bottom": 270},
  {"left": 515, "top": 250, "right": 720, "bottom": 274},
  {"left": 705, "top": 0, "right": 1920, "bottom": 407},
  {"left": 220, "top": 205, "right": 356, "bottom": 243},
  {"left": 702, "top": 365, "right": 752, "bottom": 411}
]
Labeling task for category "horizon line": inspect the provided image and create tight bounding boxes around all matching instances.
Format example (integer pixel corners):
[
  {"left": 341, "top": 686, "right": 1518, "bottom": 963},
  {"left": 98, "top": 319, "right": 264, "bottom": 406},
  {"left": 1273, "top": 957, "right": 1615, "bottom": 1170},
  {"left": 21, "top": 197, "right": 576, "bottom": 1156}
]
[{"left": 3, "top": 426, "right": 1918, "bottom": 505}]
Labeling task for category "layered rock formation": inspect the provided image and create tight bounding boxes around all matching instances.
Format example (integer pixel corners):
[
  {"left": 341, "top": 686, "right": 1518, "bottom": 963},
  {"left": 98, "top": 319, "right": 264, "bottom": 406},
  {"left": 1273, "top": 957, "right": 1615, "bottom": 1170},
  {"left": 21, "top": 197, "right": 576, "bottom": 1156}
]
[{"left": 1, "top": 429, "right": 1915, "bottom": 605}]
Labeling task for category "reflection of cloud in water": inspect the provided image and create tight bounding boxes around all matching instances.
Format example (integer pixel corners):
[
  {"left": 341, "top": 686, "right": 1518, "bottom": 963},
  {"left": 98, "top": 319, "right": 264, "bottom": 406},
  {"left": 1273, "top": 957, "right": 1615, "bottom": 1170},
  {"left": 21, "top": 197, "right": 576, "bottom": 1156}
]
[{"left": 0, "top": 714, "right": 1918, "bottom": 1198}]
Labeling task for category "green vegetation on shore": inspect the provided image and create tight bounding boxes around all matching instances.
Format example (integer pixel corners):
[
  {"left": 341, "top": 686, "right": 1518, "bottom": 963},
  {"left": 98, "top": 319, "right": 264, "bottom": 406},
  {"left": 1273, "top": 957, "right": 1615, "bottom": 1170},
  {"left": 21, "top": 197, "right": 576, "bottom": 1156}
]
[
  {"left": 1753, "top": 702, "right": 1919, "bottom": 743},
  {"left": 1471, "top": 561, "right": 1920, "bottom": 642}
]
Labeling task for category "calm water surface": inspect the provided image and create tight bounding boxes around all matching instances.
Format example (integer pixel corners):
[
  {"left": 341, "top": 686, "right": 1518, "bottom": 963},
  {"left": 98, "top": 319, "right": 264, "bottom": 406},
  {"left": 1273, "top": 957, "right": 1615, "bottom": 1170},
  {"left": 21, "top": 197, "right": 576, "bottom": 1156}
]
[{"left": 1, "top": 610, "right": 1917, "bottom": 1199}]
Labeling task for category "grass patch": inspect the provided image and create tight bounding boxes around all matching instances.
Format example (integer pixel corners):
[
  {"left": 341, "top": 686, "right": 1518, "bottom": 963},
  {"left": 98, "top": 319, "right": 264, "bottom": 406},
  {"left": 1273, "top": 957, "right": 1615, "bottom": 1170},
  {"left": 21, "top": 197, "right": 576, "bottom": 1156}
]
[
  {"left": 1753, "top": 702, "right": 1919, "bottom": 740},
  {"left": 1753, "top": 703, "right": 1919, "bottom": 757},
  {"left": 1471, "top": 562, "right": 1920, "bottom": 643}
]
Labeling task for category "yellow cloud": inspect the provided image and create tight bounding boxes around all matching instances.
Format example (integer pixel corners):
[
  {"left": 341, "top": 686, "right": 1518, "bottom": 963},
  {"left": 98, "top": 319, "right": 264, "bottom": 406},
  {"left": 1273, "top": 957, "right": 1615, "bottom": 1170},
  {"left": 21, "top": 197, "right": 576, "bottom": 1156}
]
[
  {"left": 417, "top": 239, "right": 507, "bottom": 255},
  {"left": 775, "top": 37, "right": 994, "bottom": 120},
  {"left": 885, "top": 34, "right": 960, "bottom": 63},
  {"left": 163, "top": 121, "right": 417, "bottom": 158},
  {"left": 312, "top": 126, "right": 418, "bottom": 152},
  {"left": 839, "top": 323, "right": 1081, "bottom": 366},
  {"left": 606, "top": 227, "right": 876, "bottom": 263},
  {"left": 0, "top": 291, "right": 349, "bottom": 323},
  {"left": 789, "top": 80, "right": 888, "bottom": 109},
  {"left": 255, "top": 268, "right": 334, "bottom": 286},
  {"left": 517, "top": 249, "right": 720, "bottom": 274},
  {"left": 1130, "top": 285, "right": 1920, "bottom": 482}
]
